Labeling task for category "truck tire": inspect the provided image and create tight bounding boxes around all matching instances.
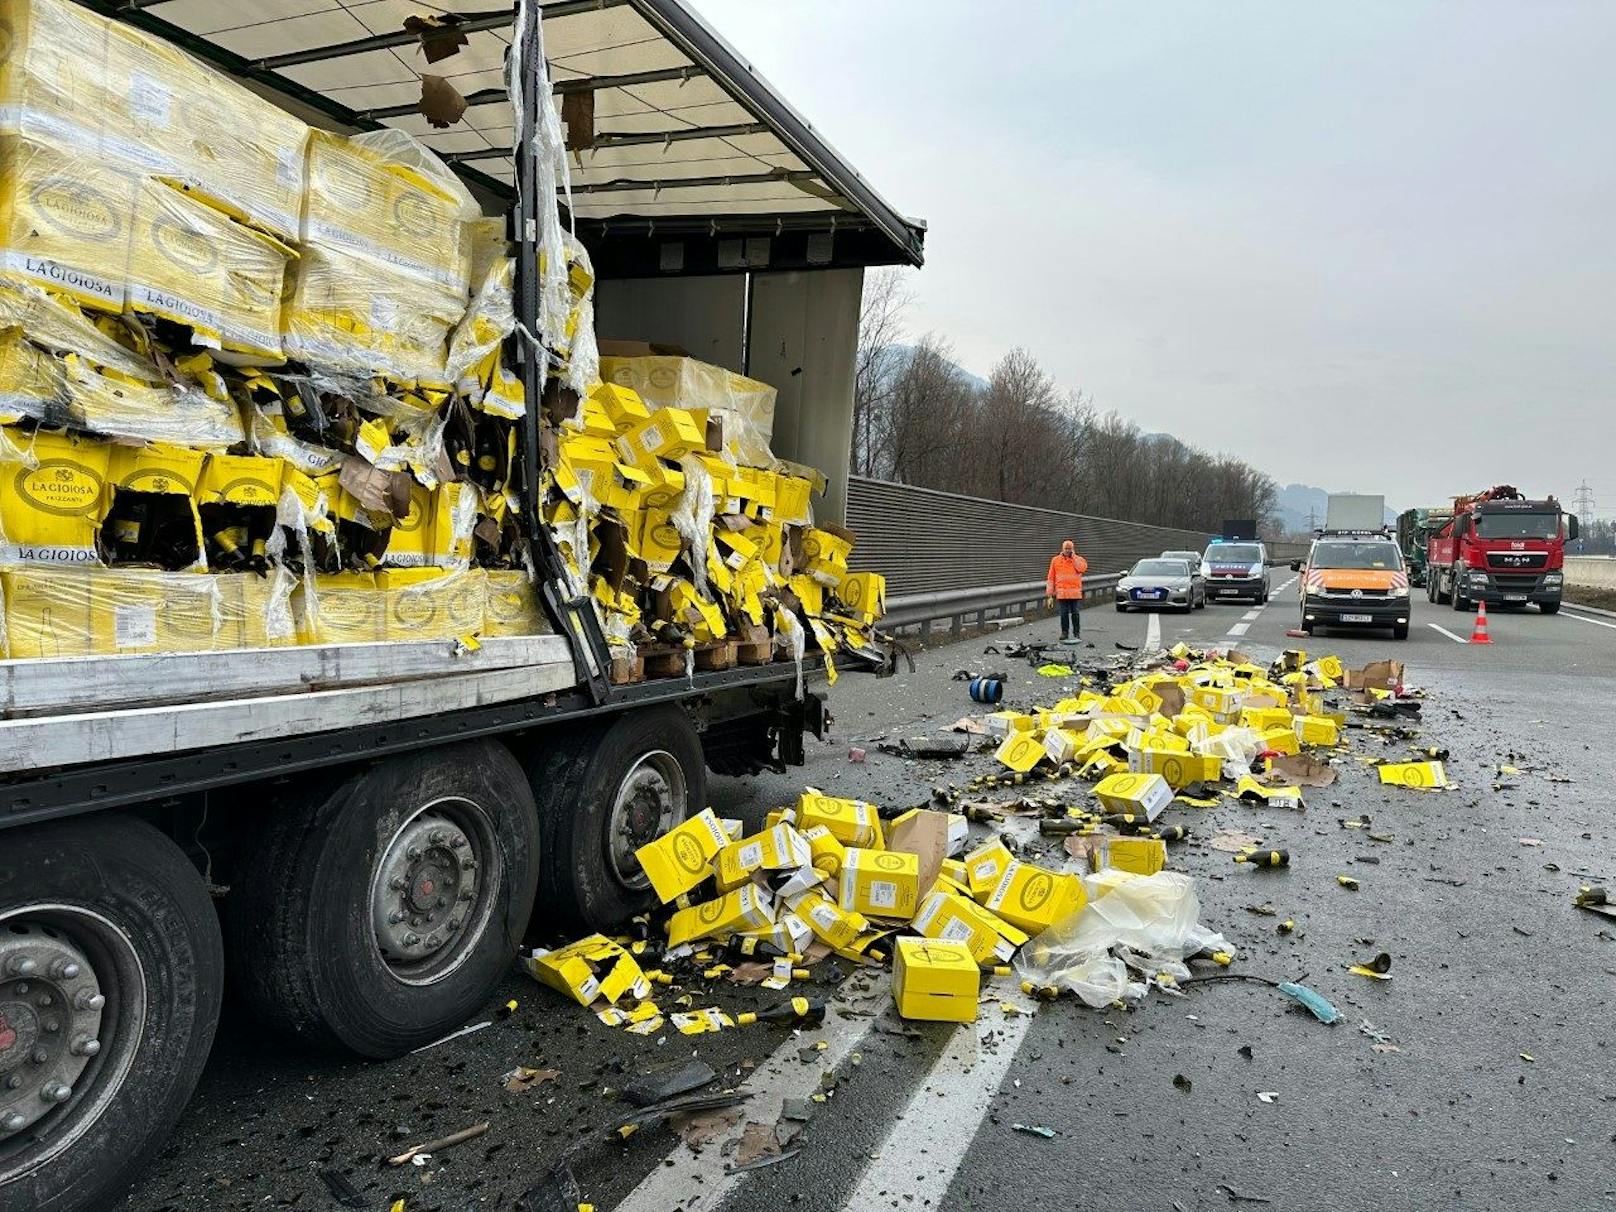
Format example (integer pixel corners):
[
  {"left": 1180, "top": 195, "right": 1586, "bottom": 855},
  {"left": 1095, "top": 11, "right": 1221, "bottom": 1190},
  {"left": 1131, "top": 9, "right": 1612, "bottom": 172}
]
[
  {"left": 528, "top": 706, "right": 706, "bottom": 932},
  {"left": 225, "top": 740, "right": 538, "bottom": 1057},
  {"left": 1451, "top": 577, "right": 1469, "bottom": 611},
  {"left": 1392, "top": 622, "right": 1410, "bottom": 640},
  {"left": 1540, "top": 601, "right": 1560, "bottom": 614},
  {"left": 0, "top": 817, "right": 222, "bottom": 1212}
]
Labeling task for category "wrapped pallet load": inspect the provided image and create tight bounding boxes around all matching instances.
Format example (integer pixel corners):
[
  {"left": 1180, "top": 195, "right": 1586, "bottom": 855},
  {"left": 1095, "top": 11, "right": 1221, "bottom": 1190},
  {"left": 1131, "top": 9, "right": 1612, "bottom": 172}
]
[{"left": 0, "top": 0, "right": 882, "bottom": 673}]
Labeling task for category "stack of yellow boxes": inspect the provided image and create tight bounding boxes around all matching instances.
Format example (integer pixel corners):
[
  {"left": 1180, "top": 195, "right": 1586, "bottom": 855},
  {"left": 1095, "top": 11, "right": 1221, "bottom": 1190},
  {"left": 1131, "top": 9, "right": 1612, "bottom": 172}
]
[
  {"left": 614, "top": 792, "right": 1063, "bottom": 1029},
  {"left": 0, "top": 0, "right": 550, "bottom": 661},
  {"left": 548, "top": 356, "right": 886, "bottom": 681},
  {"left": 0, "top": 0, "right": 877, "bottom": 671}
]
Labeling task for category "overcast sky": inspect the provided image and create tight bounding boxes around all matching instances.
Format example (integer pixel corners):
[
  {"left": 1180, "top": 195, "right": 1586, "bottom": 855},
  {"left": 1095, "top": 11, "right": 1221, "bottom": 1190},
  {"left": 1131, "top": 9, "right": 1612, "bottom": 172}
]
[{"left": 696, "top": 0, "right": 1614, "bottom": 509}]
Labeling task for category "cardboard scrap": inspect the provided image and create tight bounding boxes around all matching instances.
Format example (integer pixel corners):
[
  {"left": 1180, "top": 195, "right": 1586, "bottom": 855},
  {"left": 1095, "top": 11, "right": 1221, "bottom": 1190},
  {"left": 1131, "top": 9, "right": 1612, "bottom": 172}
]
[{"left": 1267, "top": 753, "right": 1338, "bottom": 788}]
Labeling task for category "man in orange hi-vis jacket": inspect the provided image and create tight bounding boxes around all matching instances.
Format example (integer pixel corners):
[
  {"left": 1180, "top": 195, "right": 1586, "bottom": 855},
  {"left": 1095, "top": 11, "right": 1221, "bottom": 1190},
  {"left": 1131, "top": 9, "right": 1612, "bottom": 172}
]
[{"left": 1045, "top": 539, "right": 1089, "bottom": 643}]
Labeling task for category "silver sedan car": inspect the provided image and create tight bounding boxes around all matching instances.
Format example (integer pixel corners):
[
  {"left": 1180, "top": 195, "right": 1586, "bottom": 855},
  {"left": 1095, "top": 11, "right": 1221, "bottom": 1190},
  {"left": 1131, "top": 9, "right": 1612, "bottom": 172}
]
[{"left": 1115, "top": 558, "right": 1207, "bottom": 613}]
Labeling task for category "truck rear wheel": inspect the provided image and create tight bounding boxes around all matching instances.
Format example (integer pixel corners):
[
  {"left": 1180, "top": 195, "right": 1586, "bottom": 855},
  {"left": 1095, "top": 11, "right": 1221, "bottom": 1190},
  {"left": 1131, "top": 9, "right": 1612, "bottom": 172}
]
[
  {"left": 528, "top": 706, "right": 706, "bottom": 932},
  {"left": 0, "top": 817, "right": 222, "bottom": 1212},
  {"left": 226, "top": 740, "right": 539, "bottom": 1057}
]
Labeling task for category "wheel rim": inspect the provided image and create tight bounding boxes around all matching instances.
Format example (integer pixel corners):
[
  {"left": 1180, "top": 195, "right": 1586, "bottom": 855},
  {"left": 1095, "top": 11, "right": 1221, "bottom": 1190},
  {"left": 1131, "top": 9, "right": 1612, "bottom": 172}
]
[
  {"left": 0, "top": 905, "right": 146, "bottom": 1184},
  {"left": 369, "top": 796, "right": 501, "bottom": 987},
  {"left": 607, "top": 751, "right": 689, "bottom": 889}
]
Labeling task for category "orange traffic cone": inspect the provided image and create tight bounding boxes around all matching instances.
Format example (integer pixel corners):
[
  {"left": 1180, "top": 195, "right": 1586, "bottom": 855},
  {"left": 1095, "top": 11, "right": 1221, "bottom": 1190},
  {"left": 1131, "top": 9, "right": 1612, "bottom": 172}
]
[{"left": 1469, "top": 599, "right": 1492, "bottom": 644}]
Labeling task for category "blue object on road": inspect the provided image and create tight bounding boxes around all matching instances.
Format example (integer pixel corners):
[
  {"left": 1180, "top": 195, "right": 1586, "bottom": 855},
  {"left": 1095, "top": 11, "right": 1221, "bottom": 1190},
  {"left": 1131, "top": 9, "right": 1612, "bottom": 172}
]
[
  {"left": 969, "top": 677, "right": 1003, "bottom": 705},
  {"left": 1278, "top": 981, "right": 1340, "bottom": 1024}
]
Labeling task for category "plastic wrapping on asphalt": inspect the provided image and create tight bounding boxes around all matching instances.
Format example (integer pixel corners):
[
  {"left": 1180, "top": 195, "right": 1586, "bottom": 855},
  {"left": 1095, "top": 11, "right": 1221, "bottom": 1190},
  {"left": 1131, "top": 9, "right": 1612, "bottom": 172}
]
[{"left": 1015, "top": 871, "right": 1228, "bottom": 1006}]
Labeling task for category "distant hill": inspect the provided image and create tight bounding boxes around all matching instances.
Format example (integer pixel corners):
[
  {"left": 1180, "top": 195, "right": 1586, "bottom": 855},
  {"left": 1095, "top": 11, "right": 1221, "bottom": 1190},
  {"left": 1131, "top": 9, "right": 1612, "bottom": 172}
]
[
  {"left": 877, "top": 343, "right": 989, "bottom": 393},
  {"left": 1275, "top": 483, "right": 1399, "bottom": 533}
]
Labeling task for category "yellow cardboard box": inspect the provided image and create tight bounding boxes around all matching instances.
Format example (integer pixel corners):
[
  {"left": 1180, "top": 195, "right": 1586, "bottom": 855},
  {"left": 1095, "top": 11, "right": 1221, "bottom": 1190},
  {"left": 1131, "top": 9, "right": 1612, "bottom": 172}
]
[
  {"left": 297, "top": 572, "right": 386, "bottom": 644},
  {"left": 483, "top": 569, "right": 545, "bottom": 637},
  {"left": 0, "top": 427, "right": 111, "bottom": 564},
  {"left": 196, "top": 453, "right": 281, "bottom": 510},
  {"left": 985, "top": 710, "right": 1036, "bottom": 737},
  {"left": 1100, "top": 836, "right": 1167, "bottom": 876},
  {"left": 714, "top": 822, "right": 813, "bottom": 892},
  {"left": 378, "top": 568, "right": 485, "bottom": 640},
  {"left": 800, "top": 526, "right": 852, "bottom": 586},
  {"left": 0, "top": 136, "right": 135, "bottom": 311},
  {"left": 892, "top": 937, "right": 979, "bottom": 1023},
  {"left": 983, "top": 860, "right": 1086, "bottom": 935},
  {"left": 1126, "top": 748, "right": 1223, "bottom": 789},
  {"left": 1043, "top": 727, "right": 1086, "bottom": 766},
  {"left": 523, "top": 934, "right": 650, "bottom": 1007},
  {"left": 794, "top": 789, "right": 883, "bottom": 848},
  {"left": 590, "top": 381, "right": 650, "bottom": 428},
  {"left": 633, "top": 509, "right": 685, "bottom": 572},
  {"left": 1094, "top": 772, "right": 1174, "bottom": 822},
  {"left": 790, "top": 889, "right": 868, "bottom": 950},
  {"left": 666, "top": 884, "right": 773, "bottom": 947},
  {"left": 1260, "top": 724, "right": 1300, "bottom": 756},
  {"left": 126, "top": 179, "right": 292, "bottom": 359},
  {"left": 1293, "top": 715, "right": 1340, "bottom": 746},
  {"left": 615, "top": 407, "right": 705, "bottom": 467},
  {"left": 995, "top": 730, "right": 1047, "bottom": 773},
  {"left": 802, "top": 824, "right": 848, "bottom": 878},
  {"left": 633, "top": 808, "right": 731, "bottom": 903},
  {"left": 912, "top": 886, "right": 1028, "bottom": 966},
  {"left": 837, "top": 571, "right": 885, "bottom": 624},
  {"left": 837, "top": 847, "right": 920, "bottom": 920},
  {"left": 963, "top": 838, "right": 1015, "bottom": 900}
]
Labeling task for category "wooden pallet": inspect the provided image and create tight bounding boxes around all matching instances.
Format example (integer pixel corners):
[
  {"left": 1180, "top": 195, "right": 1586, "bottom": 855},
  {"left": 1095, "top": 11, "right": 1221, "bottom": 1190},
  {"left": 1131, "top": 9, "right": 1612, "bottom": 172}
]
[
  {"left": 694, "top": 640, "right": 737, "bottom": 671},
  {"left": 735, "top": 639, "right": 773, "bottom": 665}
]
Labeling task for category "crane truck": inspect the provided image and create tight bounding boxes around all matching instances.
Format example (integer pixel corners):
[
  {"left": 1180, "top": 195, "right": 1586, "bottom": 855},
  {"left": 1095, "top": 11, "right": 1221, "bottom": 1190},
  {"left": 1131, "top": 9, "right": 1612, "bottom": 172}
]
[{"left": 1426, "top": 486, "right": 1578, "bottom": 612}]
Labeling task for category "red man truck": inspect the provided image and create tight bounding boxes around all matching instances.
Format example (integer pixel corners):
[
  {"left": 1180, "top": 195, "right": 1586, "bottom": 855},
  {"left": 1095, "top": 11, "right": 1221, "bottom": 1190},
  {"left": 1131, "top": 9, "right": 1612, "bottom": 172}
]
[{"left": 1425, "top": 485, "right": 1578, "bottom": 613}]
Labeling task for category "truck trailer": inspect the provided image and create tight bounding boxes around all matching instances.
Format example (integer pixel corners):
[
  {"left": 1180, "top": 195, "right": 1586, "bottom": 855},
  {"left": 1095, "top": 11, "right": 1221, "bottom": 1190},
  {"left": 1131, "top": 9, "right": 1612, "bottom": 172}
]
[{"left": 0, "top": 4, "right": 924, "bottom": 1209}]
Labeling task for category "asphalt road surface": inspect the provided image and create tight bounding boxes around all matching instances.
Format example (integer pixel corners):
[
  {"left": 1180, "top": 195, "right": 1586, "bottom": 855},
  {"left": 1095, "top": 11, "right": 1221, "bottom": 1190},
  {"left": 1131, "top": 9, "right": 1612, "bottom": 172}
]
[{"left": 118, "top": 581, "right": 1616, "bottom": 1212}]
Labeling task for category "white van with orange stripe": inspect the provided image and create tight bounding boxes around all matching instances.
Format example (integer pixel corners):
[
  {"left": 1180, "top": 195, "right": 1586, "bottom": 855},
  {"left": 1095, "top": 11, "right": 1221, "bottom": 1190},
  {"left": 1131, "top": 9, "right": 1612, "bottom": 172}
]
[{"left": 1291, "top": 534, "right": 1410, "bottom": 640}]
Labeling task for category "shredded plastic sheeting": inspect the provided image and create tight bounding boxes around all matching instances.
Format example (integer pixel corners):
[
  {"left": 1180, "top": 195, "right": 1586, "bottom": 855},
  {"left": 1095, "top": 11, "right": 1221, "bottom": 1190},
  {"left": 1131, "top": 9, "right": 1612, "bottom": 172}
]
[
  {"left": 671, "top": 456, "right": 717, "bottom": 597},
  {"left": 1015, "top": 871, "right": 1228, "bottom": 1007}
]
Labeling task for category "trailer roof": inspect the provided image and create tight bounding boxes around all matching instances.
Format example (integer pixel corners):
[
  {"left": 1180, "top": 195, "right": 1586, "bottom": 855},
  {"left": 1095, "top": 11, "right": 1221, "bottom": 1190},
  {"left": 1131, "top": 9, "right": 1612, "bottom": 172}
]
[{"left": 87, "top": 0, "right": 925, "bottom": 273}]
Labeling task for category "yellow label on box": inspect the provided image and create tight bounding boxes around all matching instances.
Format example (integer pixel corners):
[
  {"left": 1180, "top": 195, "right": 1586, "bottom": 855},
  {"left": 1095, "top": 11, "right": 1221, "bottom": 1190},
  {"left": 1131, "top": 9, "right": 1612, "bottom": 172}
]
[
  {"left": 800, "top": 527, "right": 851, "bottom": 587},
  {"left": 985, "top": 711, "right": 1035, "bottom": 737},
  {"left": 197, "top": 453, "right": 281, "bottom": 508},
  {"left": 616, "top": 407, "right": 705, "bottom": 467},
  {"left": 634, "top": 808, "right": 730, "bottom": 903},
  {"left": 378, "top": 568, "right": 483, "bottom": 640},
  {"left": 963, "top": 838, "right": 1014, "bottom": 900},
  {"left": 1043, "top": 727, "right": 1085, "bottom": 765},
  {"left": 483, "top": 569, "right": 545, "bottom": 637},
  {"left": 790, "top": 889, "right": 868, "bottom": 949}
]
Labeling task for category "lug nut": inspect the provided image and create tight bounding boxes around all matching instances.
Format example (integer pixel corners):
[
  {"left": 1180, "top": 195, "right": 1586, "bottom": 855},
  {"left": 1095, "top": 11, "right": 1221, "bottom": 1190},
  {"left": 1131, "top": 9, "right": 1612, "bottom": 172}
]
[
  {"left": 450, "top": 837, "right": 467, "bottom": 849},
  {"left": 389, "top": 877, "right": 406, "bottom": 891},
  {"left": 12, "top": 983, "right": 26, "bottom": 996},
  {"left": 5, "top": 1075, "right": 22, "bottom": 1090},
  {"left": 424, "top": 934, "right": 441, "bottom": 949},
  {"left": 435, "top": 896, "right": 447, "bottom": 909},
  {"left": 6, "top": 957, "right": 38, "bottom": 978},
  {"left": 459, "top": 857, "right": 476, "bottom": 872},
  {"left": 458, "top": 890, "right": 474, "bottom": 903},
  {"left": 387, "top": 910, "right": 406, "bottom": 925},
  {"left": 410, "top": 916, "right": 425, "bottom": 928},
  {"left": 41, "top": 1018, "right": 59, "bottom": 1034},
  {"left": 35, "top": 994, "right": 52, "bottom": 1008},
  {"left": 403, "top": 933, "right": 421, "bottom": 947},
  {"left": 71, "top": 1036, "right": 100, "bottom": 1058},
  {"left": 428, "top": 829, "right": 447, "bottom": 845},
  {"left": 40, "top": 1083, "right": 72, "bottom": 1104},
  {"left": 406, "top": 845, "right": 422, "bottom": 861},
  {"left": 30, "top": 1048, "right": 47, "bottom": 1065},
  {"left": 2, "top": 1112, "right": 25, "bottom": 1132},
  {"left": 74, "top": 991, "right": 105, "bottom": 1012},
  {"left": 49, "top": 959, "right": 81, "bottom": 981}
]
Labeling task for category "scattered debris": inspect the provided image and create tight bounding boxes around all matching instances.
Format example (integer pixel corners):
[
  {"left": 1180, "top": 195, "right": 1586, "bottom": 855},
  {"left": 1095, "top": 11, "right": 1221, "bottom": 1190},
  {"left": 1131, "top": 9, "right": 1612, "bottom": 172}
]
[
  {"left": 1255, "top": 1091, "right": 1279, "bottom": 1104},
  {"left": 387, "top": 1121, "right": 490, "bottom": 1166},
  {"left": 318, "top": 1170, "right": 366, "bottom": 1209},
  {"left": 622, "top": 1059, "right": 717, "bottom": 1107},
  {"left": 501, "top": 1067, "right": 561, "bottom": 1094},
  {"left": 1012, "top": 1123, "right": 1057, "bottom": 1138}
]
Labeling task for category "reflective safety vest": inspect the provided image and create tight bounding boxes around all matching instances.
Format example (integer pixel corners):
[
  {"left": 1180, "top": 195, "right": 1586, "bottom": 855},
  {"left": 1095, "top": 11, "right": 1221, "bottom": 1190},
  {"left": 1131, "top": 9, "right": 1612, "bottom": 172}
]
[{"left": 1047, "top": 552, "right": 1087, "bottom": 599}]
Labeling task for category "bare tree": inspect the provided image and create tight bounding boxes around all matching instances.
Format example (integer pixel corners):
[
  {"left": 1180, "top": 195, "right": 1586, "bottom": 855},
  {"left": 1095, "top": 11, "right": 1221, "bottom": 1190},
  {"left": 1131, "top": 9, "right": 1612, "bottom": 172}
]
[{"left": 852, "top": 269, "right": 914, "bottom": 478}]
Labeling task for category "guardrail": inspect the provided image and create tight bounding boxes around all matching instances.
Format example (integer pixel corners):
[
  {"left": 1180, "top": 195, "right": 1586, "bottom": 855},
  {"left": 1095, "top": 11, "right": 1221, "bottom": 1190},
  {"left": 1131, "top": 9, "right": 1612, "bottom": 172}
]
[{"left": 884, "top": 574, "right": 1122, "bottom": 639}]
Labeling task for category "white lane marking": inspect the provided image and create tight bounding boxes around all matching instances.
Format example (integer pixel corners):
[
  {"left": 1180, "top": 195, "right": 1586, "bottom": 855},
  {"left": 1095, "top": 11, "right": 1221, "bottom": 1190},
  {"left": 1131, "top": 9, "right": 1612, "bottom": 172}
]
[
  {"left": 1227, "top": 622, "right": 1251, "bottom": 636},
  {"left": 1427, "top": 623, "right": 1469, "bottom": 644},
  {"left": 1563, "top": 609, "right": 1616, "bottom": 632},
  {"left": 613, "top": 985, "right": 886, "bottom": 1212},
  {"left": 1241, "top": 610, "right": 1262, "bottom": 621},
  {"left": 845, "top": 986, "right": 1037, "bottom": 1209},
  {"left": 1146, "top": 611, "right": 1161, "bottom": 650}
]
